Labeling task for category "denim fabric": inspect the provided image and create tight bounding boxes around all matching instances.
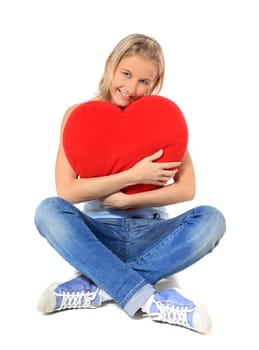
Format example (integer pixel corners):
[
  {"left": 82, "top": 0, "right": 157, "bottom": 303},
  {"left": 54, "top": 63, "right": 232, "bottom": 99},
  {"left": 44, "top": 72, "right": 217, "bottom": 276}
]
[{"left": 34, "top": 197, "right": 226, "bottom": 317}]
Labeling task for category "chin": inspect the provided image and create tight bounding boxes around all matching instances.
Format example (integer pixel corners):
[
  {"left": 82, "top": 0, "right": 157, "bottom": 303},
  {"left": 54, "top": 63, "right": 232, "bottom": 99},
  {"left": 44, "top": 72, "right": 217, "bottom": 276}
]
[{"left": 113, "top": 96, "right": 131, "bottom": 108}]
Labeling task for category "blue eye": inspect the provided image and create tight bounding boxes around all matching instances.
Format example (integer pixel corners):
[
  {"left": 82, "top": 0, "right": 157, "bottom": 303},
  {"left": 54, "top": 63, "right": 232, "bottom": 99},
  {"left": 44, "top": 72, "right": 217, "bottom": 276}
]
[
  {"left": 140, "top": 80, "right": 148, "bottom": 85},
  {"left": 123, "top": 71, "right": 131, "bottom": 78}
]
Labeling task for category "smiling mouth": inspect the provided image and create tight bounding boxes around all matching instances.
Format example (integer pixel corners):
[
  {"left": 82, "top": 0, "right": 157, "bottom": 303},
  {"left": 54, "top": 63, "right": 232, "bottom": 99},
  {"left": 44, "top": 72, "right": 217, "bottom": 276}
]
[{"left": 119, "top": 89, "right": 131, "bottom": 98}]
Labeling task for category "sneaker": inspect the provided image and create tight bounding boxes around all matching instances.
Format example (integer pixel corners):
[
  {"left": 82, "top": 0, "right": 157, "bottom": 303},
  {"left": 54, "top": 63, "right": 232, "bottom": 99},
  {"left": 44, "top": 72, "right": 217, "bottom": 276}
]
[
  {"left": 145, "top": 288, "right": 212, "bottom": 334},
  {"left": 37, "top": 275, "right": 102, "bottom": 313}
]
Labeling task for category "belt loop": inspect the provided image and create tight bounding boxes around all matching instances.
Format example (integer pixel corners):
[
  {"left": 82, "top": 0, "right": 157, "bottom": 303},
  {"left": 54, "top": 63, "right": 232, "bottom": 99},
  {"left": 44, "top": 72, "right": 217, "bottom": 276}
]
[{"left": 153, "top": 213, "right": 160, "bottom": 219}]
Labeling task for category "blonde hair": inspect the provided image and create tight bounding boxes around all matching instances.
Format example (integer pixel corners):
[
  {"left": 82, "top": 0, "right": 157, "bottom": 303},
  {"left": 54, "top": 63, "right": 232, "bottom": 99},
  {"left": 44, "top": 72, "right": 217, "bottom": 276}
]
[{"left": 97, "top": 33, "right": 165, "bottom": 101}]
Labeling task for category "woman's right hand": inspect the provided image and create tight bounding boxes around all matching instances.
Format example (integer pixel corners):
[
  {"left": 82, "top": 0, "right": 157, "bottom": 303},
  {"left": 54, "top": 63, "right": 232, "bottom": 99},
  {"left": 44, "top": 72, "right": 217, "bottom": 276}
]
[{"left": 129, "top": 149, "right": 181, "bottom": 187}]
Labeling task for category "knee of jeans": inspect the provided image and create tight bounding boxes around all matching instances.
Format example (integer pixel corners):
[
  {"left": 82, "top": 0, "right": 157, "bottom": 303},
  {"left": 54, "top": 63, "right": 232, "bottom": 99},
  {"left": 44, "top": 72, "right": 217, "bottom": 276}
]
[
  {"left": 34, "top": 196, "right": 64, "bottom": 232},
  {"left": 210, "top": 205, "right": 225, "bottom": 232},
  {"left": 202, "top": 205, "right": 226, "bottom": 243}
]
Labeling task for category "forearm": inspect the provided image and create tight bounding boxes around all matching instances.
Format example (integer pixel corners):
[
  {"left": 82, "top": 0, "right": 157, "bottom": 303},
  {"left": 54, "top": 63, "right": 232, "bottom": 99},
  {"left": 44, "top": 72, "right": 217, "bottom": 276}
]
[
  {"left": 100, "top": 150, "right": 196, "bottom": 210},
  {"left": 56, "top": 169, "right": 138, "bottom": 204},
  {"left": 123, "top": 181, "right": 195, "bottom": 209},
  {"left": 56, "top": 148, "right": 180, "bottom": 204}
]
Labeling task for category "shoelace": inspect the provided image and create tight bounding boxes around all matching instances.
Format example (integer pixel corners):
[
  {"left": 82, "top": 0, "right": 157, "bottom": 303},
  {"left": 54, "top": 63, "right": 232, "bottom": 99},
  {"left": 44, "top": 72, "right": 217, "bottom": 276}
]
[
  {"left": 57, "top": 289, "right": 100, "bottom": 310},
  {"left": 148, "top": 301, "right": 195, "bottom": 329}
]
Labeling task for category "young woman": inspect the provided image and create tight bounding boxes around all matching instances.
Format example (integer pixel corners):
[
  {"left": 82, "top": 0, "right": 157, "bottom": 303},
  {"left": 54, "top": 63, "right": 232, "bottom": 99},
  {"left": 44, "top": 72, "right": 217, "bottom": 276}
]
[{"left": 34, "top": 33, "right": 226, "bottom": 334}]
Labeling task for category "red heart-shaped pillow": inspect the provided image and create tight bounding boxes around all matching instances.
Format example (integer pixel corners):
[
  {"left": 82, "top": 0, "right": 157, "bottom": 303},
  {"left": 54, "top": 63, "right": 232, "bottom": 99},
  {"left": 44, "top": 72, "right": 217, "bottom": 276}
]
[{"left": 63, "top": 95, "right": 188, "bottom": 194}]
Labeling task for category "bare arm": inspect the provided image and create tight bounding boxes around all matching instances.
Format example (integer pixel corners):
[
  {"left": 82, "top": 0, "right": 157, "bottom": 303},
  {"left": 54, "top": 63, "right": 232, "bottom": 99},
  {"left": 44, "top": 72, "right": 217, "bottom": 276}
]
[
  {"left": 55, "top": 105, "right": 180, "bottom": 204},
  {"left": 100, "top": 150, "right": 196, "bottom": 209}
]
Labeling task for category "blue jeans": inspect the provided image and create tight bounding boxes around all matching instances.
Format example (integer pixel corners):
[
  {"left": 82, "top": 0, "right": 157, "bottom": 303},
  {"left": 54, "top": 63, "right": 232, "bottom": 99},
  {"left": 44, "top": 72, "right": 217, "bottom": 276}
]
[{"left": 34, "top": 197, "right": 226, "bottom": 317}]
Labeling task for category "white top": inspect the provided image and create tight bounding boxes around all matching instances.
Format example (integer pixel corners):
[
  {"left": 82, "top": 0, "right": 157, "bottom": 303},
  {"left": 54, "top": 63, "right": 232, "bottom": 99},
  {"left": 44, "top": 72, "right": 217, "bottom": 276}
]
[{"left": 83, "top": 200, "right": 169, "bottom": 220}]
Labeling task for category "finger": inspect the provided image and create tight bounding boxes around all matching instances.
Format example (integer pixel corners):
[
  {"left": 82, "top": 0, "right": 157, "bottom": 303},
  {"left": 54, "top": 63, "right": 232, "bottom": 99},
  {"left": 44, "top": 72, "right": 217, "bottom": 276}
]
[
  {"left": 147, "top": 149, "right": 163, "bottom": 161},
  {"left": 160, "top": 162, "right": 181, "bottom": 169},
  {"left": 160, "top": 168, "right": 179, "bottom": 180}
]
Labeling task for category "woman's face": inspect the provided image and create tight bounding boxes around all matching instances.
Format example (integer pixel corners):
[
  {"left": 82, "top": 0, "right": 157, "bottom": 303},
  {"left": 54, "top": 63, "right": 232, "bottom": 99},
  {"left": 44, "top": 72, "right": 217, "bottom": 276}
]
[{"left": 109, "top": 55, "right": 158, "bottom": 108}]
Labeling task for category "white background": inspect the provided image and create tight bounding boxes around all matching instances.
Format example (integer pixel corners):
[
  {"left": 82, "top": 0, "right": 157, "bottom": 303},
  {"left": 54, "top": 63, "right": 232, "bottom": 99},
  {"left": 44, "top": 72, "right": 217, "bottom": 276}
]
[{"left": 1, "top": 0, "right": 258, "bottom": 348}]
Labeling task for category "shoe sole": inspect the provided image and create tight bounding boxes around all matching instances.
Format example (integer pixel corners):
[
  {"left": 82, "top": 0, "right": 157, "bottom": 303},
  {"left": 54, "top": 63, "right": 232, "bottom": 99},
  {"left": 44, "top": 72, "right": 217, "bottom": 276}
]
[{"left": 37, "top": 283, "right": 59, "bottom": 314}]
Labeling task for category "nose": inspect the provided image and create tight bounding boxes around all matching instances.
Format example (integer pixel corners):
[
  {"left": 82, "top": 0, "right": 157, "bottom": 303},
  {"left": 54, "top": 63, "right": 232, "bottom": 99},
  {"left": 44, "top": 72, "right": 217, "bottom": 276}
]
[{"left": 125, "top": 79, "right": 138, "bottom": 96}]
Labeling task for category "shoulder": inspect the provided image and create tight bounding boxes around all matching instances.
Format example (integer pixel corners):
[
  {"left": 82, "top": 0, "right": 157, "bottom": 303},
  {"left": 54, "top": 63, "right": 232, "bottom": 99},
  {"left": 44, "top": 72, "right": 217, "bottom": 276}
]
[
  {"left": 61, "top": 100, "right": 91, "bottom": 130},
  {"left": 62, "top": 97, "right": 100, "bottom": 122},
  {"left": 61, "top": 103, "right": 81, "bottom": 126},
  {"left": 60, "top": 96, "right": 103, "bottom": 131}
]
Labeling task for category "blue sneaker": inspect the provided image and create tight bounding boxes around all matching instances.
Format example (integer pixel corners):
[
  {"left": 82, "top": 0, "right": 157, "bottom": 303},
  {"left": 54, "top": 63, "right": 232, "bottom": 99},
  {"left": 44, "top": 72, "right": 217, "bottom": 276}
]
[
  {"left": 37, "top": 275, "right": 102, "bottom": 313},
  {"left": 145, "top": 288, "right": 212, "bottom": 334}
]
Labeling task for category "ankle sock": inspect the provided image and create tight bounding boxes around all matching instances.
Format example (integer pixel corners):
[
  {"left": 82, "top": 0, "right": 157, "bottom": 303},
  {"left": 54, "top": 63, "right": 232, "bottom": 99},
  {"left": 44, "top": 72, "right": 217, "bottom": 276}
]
[
  {"left": 141, "top": 294, "right": 155, "bottom": 313},
  {"left": 99, "top": 289, "right": 112, "bottom": 302}
]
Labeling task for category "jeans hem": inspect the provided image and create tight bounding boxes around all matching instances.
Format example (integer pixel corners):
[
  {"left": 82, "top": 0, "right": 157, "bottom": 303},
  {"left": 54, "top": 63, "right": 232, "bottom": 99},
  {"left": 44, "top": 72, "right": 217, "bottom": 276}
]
[{"left": 123, "top": 284, "right": 155, "bottom": 317}]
